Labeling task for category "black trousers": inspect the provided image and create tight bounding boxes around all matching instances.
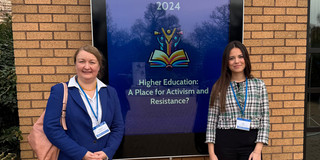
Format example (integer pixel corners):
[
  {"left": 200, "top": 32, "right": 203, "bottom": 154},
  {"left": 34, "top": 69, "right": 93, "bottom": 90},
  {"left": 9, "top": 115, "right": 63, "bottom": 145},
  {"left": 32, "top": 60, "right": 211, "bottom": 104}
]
[{"left": 214, "top": 129, "right": 262, "bottom": 160}]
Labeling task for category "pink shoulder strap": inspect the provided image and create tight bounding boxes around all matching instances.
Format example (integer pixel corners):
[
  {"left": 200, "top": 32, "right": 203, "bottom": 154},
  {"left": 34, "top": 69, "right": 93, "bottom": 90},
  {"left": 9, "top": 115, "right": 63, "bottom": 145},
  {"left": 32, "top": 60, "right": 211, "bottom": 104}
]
[{"left": 61, "top": 82, "right": 68, "bottom": 130}]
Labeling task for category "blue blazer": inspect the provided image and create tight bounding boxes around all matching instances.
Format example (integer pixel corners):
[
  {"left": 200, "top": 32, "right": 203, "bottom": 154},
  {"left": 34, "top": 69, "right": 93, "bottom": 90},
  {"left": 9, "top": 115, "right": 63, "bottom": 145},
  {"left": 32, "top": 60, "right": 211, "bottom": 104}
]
[{"left": 44, "top": 83, "right": 124, "bottom": 160}]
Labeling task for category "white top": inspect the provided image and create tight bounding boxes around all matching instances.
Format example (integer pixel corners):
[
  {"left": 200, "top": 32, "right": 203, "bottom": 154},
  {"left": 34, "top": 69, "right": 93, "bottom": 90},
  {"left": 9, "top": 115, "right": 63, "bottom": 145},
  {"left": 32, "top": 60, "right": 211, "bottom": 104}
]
[{"left": 68, "top": 76, "right": 107, "bottom": 127}]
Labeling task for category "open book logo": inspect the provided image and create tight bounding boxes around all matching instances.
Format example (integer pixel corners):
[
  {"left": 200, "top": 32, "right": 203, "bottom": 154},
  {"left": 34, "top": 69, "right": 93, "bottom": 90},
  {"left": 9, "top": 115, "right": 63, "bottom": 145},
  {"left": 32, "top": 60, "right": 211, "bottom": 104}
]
[{"left": 149, "top": 28, "right": 190, "bottom": 70}]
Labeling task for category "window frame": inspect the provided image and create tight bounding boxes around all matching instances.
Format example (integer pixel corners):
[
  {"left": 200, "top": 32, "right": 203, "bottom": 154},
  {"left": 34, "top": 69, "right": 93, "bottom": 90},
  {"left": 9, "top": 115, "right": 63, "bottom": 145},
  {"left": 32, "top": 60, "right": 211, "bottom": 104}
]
[{"left": 304, "top": 0, "right": 320, "bottom": 159}]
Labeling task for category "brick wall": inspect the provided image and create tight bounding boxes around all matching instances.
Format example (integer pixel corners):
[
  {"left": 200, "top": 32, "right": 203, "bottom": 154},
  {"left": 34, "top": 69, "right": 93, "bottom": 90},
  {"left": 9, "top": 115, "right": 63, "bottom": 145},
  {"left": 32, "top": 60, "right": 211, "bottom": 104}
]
[
  {"left": 11, "top": 0, "right": 307, "bottom": 159},
  {"left": 11, "top": 0, "right": 91, "bottom": 159},
  {"left": 244, "top": 0, "right": 307, "bottom": 159}
]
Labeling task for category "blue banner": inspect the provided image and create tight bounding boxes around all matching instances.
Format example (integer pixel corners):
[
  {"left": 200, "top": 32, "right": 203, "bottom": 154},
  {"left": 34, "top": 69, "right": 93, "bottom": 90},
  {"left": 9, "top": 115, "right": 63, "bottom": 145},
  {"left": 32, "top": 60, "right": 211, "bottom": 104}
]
[{"left": 106, "top": 0, "right": 230, "bottom": 135}]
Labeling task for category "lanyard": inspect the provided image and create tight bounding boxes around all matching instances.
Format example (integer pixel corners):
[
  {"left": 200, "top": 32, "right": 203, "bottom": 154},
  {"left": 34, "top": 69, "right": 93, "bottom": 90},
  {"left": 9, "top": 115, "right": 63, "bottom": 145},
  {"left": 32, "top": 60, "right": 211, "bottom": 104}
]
[
  {"left": 230, "top": 78, "right": 248, "bottom": 116},
  {"left": 76, "top": 80, "right": 99, "bottom": 121}
]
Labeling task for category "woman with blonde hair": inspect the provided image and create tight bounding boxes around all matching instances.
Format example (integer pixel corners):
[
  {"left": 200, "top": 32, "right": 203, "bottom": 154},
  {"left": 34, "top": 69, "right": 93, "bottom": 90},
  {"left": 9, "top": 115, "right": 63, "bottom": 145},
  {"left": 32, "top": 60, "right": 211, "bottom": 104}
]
[{"left": 44, "top": 45, "right": 124, "bottom": 160}]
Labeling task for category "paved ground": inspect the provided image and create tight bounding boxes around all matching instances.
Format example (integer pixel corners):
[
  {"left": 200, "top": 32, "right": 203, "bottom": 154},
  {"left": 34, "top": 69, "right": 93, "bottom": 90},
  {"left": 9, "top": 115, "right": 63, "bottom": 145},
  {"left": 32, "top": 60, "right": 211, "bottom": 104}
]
[{"left": 306, "top": 132, "right": 320, "bottom": 160}]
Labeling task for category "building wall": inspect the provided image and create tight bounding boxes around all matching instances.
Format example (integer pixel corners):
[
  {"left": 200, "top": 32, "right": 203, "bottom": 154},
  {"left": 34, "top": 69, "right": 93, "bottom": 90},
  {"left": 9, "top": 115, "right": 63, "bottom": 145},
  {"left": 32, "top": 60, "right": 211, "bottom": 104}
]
[
  {"left": 244, "top": 0, "right": 307, "bottom": 159},
  {"left": 0, "top": 0, "right": 11, "bottom": 22},
  {"left": 11, "top": 0, "right": 307, "bottom": 159}
]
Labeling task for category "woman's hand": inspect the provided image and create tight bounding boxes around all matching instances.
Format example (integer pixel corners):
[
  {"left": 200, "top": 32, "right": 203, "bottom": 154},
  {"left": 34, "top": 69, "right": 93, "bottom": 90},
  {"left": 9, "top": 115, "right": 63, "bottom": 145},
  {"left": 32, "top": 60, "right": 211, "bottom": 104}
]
[
  {"left": 82, "top": 151, "right": 98, "bottom": 160},
  {"left": 82, "top": 151, "right": 107, "bottom": 160},
  {"left": 209, "top": 154, "right": 218, "bottom": 160},
  {"left": 208, "top": 143, "right": 218, "bottom": 160},
  {"left": 93, "top": 151, "right": 108, "bottom": 160},
  {"left": 249, "top": 142, "right": 263, "bottom": 160},
  {"left": 248, "top": 151, "right": 261, "bottom": 160}
]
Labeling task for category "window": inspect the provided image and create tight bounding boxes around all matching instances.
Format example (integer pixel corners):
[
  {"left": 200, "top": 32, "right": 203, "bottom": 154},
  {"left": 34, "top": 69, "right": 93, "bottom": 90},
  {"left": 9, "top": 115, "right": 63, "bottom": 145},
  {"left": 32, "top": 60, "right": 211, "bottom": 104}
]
[
  {"left": 310, "top": 0, "right": 320, "bottom": 48},
  {"left": 305, "top": 0, "right": 320, "bottom": 159}
]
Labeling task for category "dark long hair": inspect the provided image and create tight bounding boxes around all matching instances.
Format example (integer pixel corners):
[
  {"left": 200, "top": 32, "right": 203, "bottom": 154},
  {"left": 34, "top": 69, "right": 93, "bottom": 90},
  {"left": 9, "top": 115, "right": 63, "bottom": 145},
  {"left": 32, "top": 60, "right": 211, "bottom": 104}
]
[{"left": 209, "top": 41, "right": 252, "bottom": 112}]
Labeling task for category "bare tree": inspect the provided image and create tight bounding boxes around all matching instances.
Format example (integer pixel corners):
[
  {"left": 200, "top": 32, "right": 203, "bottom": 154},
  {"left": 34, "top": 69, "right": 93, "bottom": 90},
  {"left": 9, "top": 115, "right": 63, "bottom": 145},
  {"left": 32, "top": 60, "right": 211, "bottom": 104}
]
[
  {"left": 191, "top": 4, "right": 229, "bottom": 50},
  {"left": 131, "top": 3, "right": 180, "bottom": 46}
]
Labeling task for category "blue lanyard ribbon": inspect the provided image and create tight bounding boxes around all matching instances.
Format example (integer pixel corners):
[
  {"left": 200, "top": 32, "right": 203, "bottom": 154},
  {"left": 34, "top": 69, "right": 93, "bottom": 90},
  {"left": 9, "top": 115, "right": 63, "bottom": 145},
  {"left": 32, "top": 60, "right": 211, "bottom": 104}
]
[
  {"left": 230, "top": 78, "right": 248, "bottom": 116},
  {"left": 76, "top": 79, "right": 99, "bottom": 121}
]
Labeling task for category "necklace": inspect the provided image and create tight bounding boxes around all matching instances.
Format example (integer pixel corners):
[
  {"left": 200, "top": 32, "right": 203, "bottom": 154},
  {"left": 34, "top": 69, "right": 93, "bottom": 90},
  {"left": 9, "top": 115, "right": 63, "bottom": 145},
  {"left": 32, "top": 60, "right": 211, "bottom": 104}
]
[{"left": 78, "top": 82, "right": 97, "bottom": 91}]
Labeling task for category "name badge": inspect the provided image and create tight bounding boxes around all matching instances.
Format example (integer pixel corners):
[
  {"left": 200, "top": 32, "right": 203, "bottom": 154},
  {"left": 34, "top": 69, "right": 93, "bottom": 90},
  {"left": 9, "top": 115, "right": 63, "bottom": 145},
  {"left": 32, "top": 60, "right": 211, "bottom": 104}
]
[
  {"left": 236, "top": 118, "right": 251, "bottom": 131},
  {"left": 93, "top": 121, "right": 110, "bottom": 139}
]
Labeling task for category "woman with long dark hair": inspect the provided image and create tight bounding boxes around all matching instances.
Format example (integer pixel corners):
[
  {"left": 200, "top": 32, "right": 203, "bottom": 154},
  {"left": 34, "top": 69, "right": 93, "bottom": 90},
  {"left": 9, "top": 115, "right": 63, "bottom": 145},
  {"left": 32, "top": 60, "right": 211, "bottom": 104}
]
[{"left": 206, "top": 41, "right": 269, "bottom": 160}]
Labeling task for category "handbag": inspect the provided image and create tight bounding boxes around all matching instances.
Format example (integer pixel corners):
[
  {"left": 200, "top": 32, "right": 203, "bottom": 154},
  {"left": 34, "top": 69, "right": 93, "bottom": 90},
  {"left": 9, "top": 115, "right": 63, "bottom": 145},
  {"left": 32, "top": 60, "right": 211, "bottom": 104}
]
[{"left": 28, "top": 83, "right": 68, "bottom": 160}]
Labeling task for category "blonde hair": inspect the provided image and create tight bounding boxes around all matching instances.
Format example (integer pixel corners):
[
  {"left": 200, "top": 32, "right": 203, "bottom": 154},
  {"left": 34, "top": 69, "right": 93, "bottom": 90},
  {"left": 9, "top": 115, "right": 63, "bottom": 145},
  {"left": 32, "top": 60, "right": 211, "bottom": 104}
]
[{"left": 73, "top": 45, "right": 105, "bottom": 79}]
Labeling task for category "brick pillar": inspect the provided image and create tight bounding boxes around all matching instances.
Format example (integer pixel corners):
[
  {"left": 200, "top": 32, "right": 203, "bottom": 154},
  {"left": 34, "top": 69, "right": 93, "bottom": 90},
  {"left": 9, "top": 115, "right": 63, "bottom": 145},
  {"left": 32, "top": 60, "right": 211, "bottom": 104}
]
[
  {"left": 11, "top": 0, "right": 91, "bottom": 159},
  {"left": 244, "top": 0, "right": 307, "bottom": 159}
]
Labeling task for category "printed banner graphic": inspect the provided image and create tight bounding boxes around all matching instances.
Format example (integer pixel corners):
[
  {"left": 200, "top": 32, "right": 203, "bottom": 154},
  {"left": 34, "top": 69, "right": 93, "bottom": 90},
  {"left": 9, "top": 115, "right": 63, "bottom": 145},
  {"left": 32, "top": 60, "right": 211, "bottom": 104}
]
[
  {"left": 149, "top": 28, "right": 189, "bottom": 69},
  {"left": 106, "top": 0, "right": 230, "bottom": 135}
]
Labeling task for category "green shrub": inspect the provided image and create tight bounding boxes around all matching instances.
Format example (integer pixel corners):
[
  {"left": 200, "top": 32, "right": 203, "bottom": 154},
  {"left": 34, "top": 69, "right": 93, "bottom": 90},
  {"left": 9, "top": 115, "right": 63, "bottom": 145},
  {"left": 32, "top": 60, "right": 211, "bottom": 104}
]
[
  {"left": 0, "top": 14, "right": 20, "bottom": 159},
  {"left": 0, "top": 126, "right": 22, "bottom": 159},
  {"left": 0, "top": 13, "right": 13, "bottom": 66}
]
